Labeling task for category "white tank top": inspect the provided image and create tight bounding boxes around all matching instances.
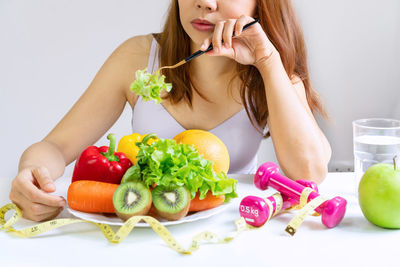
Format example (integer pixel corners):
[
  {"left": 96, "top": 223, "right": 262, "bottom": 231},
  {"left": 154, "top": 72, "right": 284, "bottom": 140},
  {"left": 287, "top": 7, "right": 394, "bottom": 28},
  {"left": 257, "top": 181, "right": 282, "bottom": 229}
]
[{"left": 131, "top": 38, "right": 267, "bottom": 174}]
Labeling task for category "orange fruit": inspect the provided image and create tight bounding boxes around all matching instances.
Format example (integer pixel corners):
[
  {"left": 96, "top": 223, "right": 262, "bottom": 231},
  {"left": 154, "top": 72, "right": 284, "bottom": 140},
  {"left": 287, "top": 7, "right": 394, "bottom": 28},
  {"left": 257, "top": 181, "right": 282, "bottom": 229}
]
[{"left": 173, "top": 129, "right": 230, "bottom": 173}]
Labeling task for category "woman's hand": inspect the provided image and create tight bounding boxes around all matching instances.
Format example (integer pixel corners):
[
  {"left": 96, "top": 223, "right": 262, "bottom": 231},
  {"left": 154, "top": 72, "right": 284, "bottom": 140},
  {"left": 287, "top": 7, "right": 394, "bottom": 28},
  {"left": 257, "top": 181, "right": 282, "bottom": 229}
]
[
  {"left": 200, "top": 15, "right": 278, "bottom": 66},
  {"left": 9, "top": 166, "right": 66, "bottom": 221}
]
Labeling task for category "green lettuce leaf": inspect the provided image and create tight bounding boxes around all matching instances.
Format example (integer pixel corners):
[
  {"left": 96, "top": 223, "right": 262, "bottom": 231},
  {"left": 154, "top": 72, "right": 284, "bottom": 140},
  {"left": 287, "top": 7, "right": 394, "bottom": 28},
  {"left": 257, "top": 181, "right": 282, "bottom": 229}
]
[
  {"left": 122, "top": 135, "right": 238, "bottom": 202},
  {"left": 130, "top": 68, "right": 172, "bottom": 104}
]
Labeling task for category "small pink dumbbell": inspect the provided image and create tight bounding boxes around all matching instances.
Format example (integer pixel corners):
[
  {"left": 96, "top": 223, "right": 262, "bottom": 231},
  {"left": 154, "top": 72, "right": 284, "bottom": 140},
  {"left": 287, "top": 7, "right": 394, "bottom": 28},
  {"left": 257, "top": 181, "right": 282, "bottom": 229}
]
[
  {"left": 239, "top": 180, "right": 318, "bottom": 227},
  {"left": 254, "top": 162, "right": 347, "bottom": 228}
]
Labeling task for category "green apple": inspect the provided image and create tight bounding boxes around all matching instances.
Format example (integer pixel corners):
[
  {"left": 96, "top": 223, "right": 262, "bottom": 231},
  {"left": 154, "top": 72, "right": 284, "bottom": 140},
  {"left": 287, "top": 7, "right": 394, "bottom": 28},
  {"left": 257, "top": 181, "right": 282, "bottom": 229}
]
[{"left": 358, "top": 158, "right": 400, "bottom": 228}]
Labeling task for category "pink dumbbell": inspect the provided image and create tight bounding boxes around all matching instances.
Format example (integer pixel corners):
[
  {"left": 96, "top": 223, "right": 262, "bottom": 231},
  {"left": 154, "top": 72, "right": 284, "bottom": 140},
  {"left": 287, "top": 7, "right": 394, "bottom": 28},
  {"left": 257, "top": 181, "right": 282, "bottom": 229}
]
[
  {"left": 239, "top": 180, "right": 318, "bottom": 227},
  {"left": 254, "top": 162, "right": 347, "bottom": 228}
]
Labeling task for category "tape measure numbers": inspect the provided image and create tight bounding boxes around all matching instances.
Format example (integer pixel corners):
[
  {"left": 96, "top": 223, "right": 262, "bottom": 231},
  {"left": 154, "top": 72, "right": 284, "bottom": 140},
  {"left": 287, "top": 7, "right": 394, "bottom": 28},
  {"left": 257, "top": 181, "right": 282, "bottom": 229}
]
[
  {"left": 284, "top": 188, "right": 328, "bottom": 236},
  {"left": 0, "top": 203, "right": 252, "bottom": 254},
  {"left": 1, "top": 187, "right": 330, "bottom": 249}
]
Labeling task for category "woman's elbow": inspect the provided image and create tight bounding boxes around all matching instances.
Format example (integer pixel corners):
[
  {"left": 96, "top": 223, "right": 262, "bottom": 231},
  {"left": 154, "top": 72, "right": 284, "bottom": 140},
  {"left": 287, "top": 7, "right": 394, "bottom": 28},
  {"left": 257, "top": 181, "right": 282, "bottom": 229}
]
[
  {"left": 303, "top": 138, "right": 332, "bottom": 184},
  {"left": 283, "top": 154, "right": 330, "bottom": 185},
  {"left": 303, "top": 149, "right": 331, "bottom": 184},
  {"left": 308, "top": 161, "right": 329, "bottom": 185}
]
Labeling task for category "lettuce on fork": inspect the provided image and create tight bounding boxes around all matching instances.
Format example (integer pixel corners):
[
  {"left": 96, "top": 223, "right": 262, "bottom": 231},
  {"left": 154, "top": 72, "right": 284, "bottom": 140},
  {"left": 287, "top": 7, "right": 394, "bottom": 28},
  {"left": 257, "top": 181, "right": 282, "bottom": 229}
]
[
  {"left": 130, "top": 69, "right": 172, "bottom": 104},
  {"left": 121, "top": 134, "right": 238, "bottom": 202}
]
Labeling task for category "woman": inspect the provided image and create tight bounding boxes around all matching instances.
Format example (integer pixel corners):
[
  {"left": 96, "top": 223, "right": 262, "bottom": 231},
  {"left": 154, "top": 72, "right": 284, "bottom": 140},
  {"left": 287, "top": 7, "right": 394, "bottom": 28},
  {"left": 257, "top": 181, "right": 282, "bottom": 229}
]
[{"left": 9, "top": 0, "right": 331, "bottom": 221}]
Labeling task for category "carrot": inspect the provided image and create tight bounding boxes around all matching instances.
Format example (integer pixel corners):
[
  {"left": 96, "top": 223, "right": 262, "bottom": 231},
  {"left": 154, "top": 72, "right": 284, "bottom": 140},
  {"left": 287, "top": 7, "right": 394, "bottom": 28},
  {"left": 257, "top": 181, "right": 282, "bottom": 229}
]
[
  {"left": 148, "top": 203, "right": 157, "bottom": 216},
  {"left": 189, "top": 191, "right": 225, "bottom": 212},
  {"left": 67, "top": 180, "right": 119, "bottom": 213}
]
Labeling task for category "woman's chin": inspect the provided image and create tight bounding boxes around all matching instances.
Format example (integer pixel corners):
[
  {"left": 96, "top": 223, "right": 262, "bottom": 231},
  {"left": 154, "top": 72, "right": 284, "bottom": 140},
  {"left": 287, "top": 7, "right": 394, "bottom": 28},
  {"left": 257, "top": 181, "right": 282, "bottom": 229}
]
[
  {"left": 188, "top": 36, "right": 208, "bottom": 51},
  {"left": 184, "top": 31, "right": 209, "bottom": 47}
]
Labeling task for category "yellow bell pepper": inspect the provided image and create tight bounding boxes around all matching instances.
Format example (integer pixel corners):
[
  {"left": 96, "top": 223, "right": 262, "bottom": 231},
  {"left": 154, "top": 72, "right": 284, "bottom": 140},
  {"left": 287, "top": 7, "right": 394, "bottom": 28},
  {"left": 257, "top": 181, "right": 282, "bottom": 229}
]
[{"left": 117, "top": 133, "right": 158, "bottom": 164}]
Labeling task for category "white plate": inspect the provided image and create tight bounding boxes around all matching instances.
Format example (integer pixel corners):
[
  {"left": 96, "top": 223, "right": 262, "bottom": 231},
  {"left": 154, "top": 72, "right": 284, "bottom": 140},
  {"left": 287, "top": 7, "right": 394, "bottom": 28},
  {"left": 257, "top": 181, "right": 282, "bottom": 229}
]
[{"left": 66, "top": 203, "right": 230, "bottom": 227}]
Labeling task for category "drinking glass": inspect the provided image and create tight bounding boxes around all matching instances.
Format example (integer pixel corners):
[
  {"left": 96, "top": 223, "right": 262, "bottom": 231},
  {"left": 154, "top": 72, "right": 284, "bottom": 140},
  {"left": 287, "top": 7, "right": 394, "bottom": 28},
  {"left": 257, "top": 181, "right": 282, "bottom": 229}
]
[{"left": 353, "top": 118, "right": 400, "bottom": 191}]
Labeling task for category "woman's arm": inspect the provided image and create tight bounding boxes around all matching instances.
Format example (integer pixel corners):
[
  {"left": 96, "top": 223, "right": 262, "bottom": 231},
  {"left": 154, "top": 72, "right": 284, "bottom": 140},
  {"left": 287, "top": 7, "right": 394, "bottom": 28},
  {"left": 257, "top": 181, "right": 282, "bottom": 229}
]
[
  {"left": 256, "top": 54, "right": 331, "bottom": 184},
  {"left": 43, "top": 35, "right": 151, "bottom": 166},
  {"left": 200, "top": 15, "right": 331, "bottom": 183},
  {"left": 10, "top": 34, "right": 152, "bottom": 221}
]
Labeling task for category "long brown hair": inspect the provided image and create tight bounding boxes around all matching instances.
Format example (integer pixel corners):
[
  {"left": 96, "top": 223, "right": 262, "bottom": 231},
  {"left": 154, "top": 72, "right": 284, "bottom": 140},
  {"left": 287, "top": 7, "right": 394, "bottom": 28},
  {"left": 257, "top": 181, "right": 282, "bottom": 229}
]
[{"left": 157, "top": 0, "right": 326, "bottom": 138}]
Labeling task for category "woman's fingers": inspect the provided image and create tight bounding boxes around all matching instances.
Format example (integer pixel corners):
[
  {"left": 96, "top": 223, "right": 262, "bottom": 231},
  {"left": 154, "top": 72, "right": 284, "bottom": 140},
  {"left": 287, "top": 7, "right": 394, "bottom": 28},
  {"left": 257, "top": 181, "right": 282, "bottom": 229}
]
[
  {"left": 11, "top": 168, "right": 66, "bottom": 208},
  {"left": 32, "top": 166, "right": 55, "bottom": 192},
  {"left": 200, "top": 15, "right": 262, "bottom": 63},
  {"left": 10, "top": 188, "right": 63, "bottom": 221},
  {"left": 9, "top": 167, "right": 66, "bottom": 222},
  {"left": 200, "top": 38, "right": 211, "bottom": 51},
  {"left": 212, "top": 20, "right": 225, "bottom": 53},
  {"left": 17, "top": 176, "right": 66, "bottom": 207},
  {"left": 223, "top": 19, "right": 236, "bottom": 48},
  {"left": 234, "top": 15, "right": 255, "bottom": 37}
]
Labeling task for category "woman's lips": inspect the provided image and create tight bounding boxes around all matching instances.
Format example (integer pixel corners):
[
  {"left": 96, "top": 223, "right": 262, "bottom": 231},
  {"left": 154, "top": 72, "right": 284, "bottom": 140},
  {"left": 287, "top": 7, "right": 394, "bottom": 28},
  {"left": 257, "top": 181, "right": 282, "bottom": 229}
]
[{"left": 191, "top": 19, "right": 215, "bottom": 32}]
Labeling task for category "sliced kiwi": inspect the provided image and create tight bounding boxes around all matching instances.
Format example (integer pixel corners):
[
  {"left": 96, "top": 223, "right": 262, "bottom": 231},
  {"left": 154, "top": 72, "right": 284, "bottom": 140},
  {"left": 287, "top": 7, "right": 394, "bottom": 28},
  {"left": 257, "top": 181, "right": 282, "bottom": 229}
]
[
  {"left": 113, "top": 181, "right": 152, "bottom": 221},
  {"left": 152, "top": 186, "right": 190, "bottom": 221}
]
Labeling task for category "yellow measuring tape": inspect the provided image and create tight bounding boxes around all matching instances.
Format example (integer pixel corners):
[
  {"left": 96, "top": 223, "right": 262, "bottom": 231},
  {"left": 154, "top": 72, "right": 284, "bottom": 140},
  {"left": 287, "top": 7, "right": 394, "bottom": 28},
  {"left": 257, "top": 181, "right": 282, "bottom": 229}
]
[
  {"left": 0, "top": 203, "right": 252, "bottom": 254},
  {"left": 0, "top": 188, "right": 330, "bottom": 248},
  {"left": 266, "top": 193, "right": 283, "bottom": 222},
  {"left": 284, "top": 187, "right": 328, "bottom": 236}
]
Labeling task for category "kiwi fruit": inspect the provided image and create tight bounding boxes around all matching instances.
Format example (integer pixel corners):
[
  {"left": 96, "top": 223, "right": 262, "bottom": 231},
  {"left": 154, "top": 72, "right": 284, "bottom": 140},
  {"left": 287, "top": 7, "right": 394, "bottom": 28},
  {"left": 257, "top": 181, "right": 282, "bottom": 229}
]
[
  {"left": 152, "top": 186, "right": 190, "bottom": 221},
  {"left": 113, "top": 181, "right": 152, "bottom": 221}
]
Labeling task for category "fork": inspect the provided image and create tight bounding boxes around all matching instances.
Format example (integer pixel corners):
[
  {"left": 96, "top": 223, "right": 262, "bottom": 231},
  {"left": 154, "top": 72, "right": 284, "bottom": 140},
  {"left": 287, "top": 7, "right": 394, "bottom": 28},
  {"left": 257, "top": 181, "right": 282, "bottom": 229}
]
[{"left": 154, "top": 18, "right": 259, "bottom": 74}]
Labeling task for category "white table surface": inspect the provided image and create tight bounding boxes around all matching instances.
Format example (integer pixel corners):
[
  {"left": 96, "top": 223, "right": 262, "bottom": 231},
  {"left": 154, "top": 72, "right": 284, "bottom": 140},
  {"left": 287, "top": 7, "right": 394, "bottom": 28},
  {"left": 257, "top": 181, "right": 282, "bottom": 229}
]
[{"left": 1, "top": 166, "right": 399, "bottom": 267}]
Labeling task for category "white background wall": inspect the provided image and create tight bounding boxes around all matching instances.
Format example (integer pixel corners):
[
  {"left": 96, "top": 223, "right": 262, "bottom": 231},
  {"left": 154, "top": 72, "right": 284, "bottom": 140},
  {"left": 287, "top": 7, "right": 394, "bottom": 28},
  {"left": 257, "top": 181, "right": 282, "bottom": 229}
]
[
  {"left": 1, "top": 0, "right": 399, "bottom": 179},
  {"left": 260, "top": 0, "right": 400, "bottom": 171}
]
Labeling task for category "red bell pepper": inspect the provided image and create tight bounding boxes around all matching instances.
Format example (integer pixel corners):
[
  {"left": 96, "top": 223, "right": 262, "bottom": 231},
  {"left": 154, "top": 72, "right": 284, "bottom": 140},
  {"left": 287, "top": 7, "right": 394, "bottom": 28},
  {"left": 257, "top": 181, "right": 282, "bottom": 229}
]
[{"left": 72, "top": 133, "right": 132, "bottom": 184}]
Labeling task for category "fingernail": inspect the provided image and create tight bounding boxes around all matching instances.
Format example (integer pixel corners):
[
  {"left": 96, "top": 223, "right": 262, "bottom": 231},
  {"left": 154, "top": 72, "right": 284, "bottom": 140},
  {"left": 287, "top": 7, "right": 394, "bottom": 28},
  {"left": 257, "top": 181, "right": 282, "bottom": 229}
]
[
  {"left": 201, "top": 44, "right": 206, "bottom": 50},
  {"left": 59, "top": 200, "right": 66, "bottom": 207}
]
